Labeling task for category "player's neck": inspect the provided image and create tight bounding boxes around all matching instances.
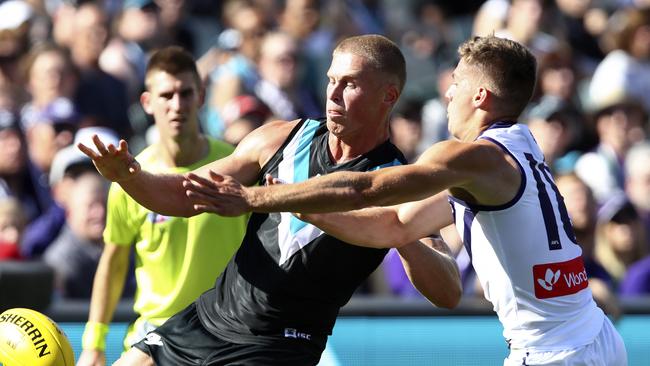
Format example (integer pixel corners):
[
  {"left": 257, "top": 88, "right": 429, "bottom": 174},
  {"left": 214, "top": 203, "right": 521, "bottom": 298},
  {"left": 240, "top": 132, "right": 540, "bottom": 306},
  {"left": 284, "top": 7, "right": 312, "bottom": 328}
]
[{"left": 327, "top": 130, "right": 389, "bottom": 164}]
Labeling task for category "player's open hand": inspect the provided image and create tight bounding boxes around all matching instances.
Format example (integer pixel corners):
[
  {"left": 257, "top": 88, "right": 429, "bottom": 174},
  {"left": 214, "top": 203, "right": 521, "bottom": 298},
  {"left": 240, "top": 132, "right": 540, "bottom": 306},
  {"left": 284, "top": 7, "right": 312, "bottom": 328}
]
[
  {"left": 77, "top": 135, "right": 141, "bottom": 182},
  {"left": 184, "top": 170, "right": 252, "bottom": 217}
]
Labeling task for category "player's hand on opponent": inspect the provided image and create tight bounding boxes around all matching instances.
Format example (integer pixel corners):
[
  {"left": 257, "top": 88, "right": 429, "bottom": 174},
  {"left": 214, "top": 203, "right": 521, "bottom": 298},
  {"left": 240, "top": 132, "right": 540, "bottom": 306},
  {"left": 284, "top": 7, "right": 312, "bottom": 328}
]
[
  {"left": 76, "top": 349, "right": 106, "bottom": 366},
  {"left": 77, "top": 135, "right": 141, "bottom": 182},
  {"left": 184, "top": 170, "right": 252, "bottom": 217}
]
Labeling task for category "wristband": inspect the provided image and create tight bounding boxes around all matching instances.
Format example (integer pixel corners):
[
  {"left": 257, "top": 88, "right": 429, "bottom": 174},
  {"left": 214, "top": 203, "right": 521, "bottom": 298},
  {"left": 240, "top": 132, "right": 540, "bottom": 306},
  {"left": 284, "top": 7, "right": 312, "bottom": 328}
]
[{"left": 82, "top": 321, "right": 109, "bottom": 351}]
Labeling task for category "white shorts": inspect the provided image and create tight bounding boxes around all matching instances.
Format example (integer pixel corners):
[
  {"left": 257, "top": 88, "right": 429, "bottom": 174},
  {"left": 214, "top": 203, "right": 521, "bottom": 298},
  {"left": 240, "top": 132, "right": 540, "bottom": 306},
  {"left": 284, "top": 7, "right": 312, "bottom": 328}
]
[{"left": 504, "top": 317, "right": 627, "bottom": 366}]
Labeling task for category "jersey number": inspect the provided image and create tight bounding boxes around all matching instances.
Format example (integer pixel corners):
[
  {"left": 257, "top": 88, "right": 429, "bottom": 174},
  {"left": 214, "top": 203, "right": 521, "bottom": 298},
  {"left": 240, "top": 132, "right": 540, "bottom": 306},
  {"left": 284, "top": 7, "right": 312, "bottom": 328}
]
[{"left": 525, "top": 153, "right": 577, "bottom": 250}]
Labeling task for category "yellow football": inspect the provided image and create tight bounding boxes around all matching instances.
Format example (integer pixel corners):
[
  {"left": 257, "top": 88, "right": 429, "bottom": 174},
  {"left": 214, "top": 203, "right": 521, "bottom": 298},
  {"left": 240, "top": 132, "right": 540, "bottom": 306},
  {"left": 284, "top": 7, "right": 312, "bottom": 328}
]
[{"left": 0, "top": 308, "right": 75, "bottom": 366}]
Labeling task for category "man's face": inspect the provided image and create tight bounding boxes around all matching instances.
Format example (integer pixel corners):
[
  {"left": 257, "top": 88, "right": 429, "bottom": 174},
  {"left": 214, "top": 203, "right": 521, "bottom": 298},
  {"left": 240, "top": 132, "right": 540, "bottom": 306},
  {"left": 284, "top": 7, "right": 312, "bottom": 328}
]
[
  {"left": 259, "top": 37, "right": 298, "bottom": 89},
  {"left": 0, "top": 128, "right": 25, "bottom": 175},
  {"left": 29, "top": 51, "right": 75, "bottom": 104},
  {"left": 445, "top": 59, "right": 476, "bottom": 139},
  {"left": 627, "top": 164, "right": 650, "bottom": 211},
  {"left": 67, "top": 173, "right": 107, "bottom": 242},
  {"left": 597, "top": 105, "right": 646, "bottom": 154},
  {"left": 325, "top": 51, "right": 386, "bottom": 138},
  {"left": 556, "top": 176, "right": 596, "bottom": 231},
  {"left": 142, "top": 70, "right": 202, "bottom": 141}
]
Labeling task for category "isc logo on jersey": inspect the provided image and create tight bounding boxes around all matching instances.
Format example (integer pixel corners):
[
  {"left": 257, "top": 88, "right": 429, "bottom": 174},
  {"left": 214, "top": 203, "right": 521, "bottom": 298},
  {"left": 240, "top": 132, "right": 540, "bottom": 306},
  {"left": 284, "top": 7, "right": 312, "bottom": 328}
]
[{"left": 532, "top": 256, "right": 588, "bottom": 299}]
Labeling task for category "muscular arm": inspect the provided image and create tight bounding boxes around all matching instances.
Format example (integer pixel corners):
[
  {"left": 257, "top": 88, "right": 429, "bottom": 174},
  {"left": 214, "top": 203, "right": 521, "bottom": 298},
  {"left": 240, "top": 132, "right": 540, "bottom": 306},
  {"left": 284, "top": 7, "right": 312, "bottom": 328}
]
[
  {"left": 79, "top": 120, "right": 296, "bottom": 217},
  {"left": 397, "top": 236, "right": 462, "bottom": 309},
  {"left": 76, "top": 243, "right": 130, "bottom": 366},
  {"left": 298, "top": 192, "right": 453, "bottom": 248},
  {"left": 190, "top": 139, "right": 506, "bottom": 216}
]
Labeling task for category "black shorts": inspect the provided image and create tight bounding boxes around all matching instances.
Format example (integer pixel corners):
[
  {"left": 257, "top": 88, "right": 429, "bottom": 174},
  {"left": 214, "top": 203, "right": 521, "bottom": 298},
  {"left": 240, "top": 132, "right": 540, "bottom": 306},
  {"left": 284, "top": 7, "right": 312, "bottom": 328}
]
[{"left": 133, "top": 303, "right": 325, "bottom": 366}]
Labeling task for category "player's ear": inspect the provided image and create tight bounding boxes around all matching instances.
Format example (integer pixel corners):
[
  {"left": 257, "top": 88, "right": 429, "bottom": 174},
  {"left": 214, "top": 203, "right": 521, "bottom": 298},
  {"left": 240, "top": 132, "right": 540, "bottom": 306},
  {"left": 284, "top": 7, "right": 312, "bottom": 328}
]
[
  {"left": 141, "top": 91, "right": 153, "bottom": 114},
  {"left": 473, "top": 87, "right": 489, "bottom": 108},
  {"left": 384, "top": 83, "right": 399, "bottom": 105}
]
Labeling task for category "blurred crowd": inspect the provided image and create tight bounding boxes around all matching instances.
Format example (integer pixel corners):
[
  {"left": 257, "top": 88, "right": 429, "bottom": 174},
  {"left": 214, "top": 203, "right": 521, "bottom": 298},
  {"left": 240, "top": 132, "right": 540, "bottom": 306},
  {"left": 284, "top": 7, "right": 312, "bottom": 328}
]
[{"left": 0, "top": 0, "right": 649, "bottom": 316}]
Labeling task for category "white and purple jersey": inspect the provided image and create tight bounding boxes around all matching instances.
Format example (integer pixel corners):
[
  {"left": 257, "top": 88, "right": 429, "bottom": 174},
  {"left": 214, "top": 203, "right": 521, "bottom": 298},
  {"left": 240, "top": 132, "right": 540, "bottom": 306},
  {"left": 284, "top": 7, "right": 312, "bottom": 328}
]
[{"left": 449, "top": 122, "right": 604, "bottom": 350}]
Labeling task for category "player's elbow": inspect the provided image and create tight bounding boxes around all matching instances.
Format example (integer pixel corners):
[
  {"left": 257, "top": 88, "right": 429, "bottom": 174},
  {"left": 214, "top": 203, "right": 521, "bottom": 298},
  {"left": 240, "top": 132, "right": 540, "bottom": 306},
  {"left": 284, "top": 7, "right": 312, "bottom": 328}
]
[
  {"left": 426, "top": 281, "right": 462, "bottom": 310},
  {"left": 374, "top": 219, "right": 415, "bottom": 248},
  {"left": 423, "top": 266, "right": 462, "bottom": 309},
  {"left": 439, "top": 281, "right": 462, "bottom": 309}
]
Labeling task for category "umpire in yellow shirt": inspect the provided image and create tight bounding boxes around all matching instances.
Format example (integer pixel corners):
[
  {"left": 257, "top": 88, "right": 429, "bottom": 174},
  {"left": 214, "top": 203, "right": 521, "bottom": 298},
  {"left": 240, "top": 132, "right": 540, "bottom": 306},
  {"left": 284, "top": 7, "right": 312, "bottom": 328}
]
[{"left": 76, "top": 46, "right": 248, "bottom": 366}]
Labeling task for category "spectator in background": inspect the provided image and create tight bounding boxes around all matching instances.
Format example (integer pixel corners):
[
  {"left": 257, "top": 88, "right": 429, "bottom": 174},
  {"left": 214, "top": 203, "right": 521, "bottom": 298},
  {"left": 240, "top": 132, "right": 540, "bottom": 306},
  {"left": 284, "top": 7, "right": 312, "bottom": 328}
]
[
  {"left": 553, "top": 0, "right": 607, "bottom": 75},
  {"left": 20, "top": 43, "right": 78, "bottom": 127},
  {"left": 0, "top": 0, "right": 34, "bottom": 86},
  {"left": 277, "top": 0, "right": 335, "bottom": 109},
  {"left": 595, "top": 194, "right": 648, "bottom": 287},
  {"left": 556, "top": 173, "right": 621, "bottom": 319},
  {"left": 43, "top": 169, "right": 109, "bottom": 299},
  {"left": 417, "top": 65, "right": 453, "bottom": 155},
  {"left": 528, "top": 43, "right": 597, "bottom": 154},
  {"left": 21, "top": 97, "right": 80, "bottom": 178},
  {"left": 156, "top": 0, "right": 197, "bottom": 54},
  {"left": 398, "top": 1, "right": 459, "bottom": 103},
  {"left": 49, "top": 0, "right": 77, "bottom": 49},
  {"left": 590, "top": 7, "right": 650, "bottom": 113},
  {"left": 99, "top": 0, "right": 163, "bottom": 105},
  {"left": 472, "top": 0, "right": 508, "bottom": 37},
  {"left": 390, "top": 99, "right": 424, "bottom": 163},
  {"left": 532, "top": 44, "right": 582, "bottom": 111},
  {"left": 625, "top": 142, "right": 650, "bottom": 245},
  {"left": 574, "top": 93, "right": 647, "bottom": 205},
  {"left": 204, "top": 0, "right": 268, "bottom": 137},
  {"left": 494, "top": 0, "right": 559, "bottom": 60},
  {"left": 20, "top": 126, "right": 119, "bottom": 259},
  {"left": 523, "top": 96, "right": 582, "bottom": 174},
  {"left": 0, "top": 197, "right": 27, "bottom": 260},
  {"left": 254, "top": 31, "right": 321, "bottom": 121},
  {"left": 220, "top": 94, "right": 271, "bottom": 146},
  {"left": 70, "top": 1, "right": 131, "bottom": 139},
  {"left": 0, "top": 108, "right": 52, "bottom": 228},
  {"left": 18, "top": 43, "right": 80, "bottom": 184}
]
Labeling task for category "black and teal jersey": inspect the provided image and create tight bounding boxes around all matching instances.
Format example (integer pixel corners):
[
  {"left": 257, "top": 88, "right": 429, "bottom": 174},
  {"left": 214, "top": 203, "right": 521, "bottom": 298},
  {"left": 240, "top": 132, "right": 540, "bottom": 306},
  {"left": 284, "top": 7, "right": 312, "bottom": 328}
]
[{"left": 197, "top": 118, "right": 406, "bottom": 347}]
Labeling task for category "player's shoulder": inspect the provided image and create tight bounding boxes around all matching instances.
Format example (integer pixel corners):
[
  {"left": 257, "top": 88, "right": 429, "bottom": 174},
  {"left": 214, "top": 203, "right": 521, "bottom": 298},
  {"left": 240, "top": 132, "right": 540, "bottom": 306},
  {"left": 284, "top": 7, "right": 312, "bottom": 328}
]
[{"left": 236, "top": 118, "right": 303, "bottom": 152}]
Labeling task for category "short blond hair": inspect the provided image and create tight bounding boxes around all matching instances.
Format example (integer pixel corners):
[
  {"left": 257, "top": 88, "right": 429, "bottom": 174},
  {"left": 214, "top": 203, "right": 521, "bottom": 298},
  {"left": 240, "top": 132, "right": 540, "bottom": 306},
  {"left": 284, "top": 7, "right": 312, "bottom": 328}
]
[{"left": 334, "top": 34, "right": 406, "bottom": 92}]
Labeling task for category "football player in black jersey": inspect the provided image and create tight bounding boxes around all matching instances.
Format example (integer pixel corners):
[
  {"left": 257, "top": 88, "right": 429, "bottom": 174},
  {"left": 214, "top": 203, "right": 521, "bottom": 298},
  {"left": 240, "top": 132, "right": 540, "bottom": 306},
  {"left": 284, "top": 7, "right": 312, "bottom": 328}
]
[{"left": 80, "top": 34, "right": 461, "bottom": 366}]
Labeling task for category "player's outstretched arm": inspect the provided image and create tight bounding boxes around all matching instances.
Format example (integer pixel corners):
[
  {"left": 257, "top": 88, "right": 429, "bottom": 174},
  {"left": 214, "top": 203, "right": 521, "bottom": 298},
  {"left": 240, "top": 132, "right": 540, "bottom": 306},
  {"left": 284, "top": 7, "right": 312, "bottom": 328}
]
[
  {"left": 80, "top": 121, "right": 296, "bottom": 217},
  {"left": 397, "top": 235, "right": 462, "bottom": 309},
  {"left": 78, "top": 135, "right": 197, "bottom": 217},
  {"left": 297, "top": 192, "right": 453, "bottom": 248},
  {"left": 185, "top": 140, "right": 474, "bottom": 216}
]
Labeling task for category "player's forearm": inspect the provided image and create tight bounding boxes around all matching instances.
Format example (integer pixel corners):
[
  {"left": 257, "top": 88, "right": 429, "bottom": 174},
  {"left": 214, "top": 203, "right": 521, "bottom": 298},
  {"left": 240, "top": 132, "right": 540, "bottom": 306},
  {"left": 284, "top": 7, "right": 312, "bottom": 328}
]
[
  {"left": 398, "top": 238, "right": 462, "bottom": 309},
  {"left": 245, "top": 171, "right": 369, "bottom": 213},
  {"left": 87, "top": 246, "right": 129, "bottom": 325},
  {"left": 300, "top": 208, "right": 420, "bottom": 248},
  {"left": 118, "top": 170, "right": 196, "bottom": 217},
  {"left": 247, "top": 168, "right": 430, "bottom": 213}
]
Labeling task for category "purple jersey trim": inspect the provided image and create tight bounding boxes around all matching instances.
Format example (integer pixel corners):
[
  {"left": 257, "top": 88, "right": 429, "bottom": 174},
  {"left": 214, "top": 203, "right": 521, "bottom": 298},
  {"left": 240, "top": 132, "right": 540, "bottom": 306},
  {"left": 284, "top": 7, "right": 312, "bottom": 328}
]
[{"left": 448, "top": 136, "right": 526, "bottom": 212}]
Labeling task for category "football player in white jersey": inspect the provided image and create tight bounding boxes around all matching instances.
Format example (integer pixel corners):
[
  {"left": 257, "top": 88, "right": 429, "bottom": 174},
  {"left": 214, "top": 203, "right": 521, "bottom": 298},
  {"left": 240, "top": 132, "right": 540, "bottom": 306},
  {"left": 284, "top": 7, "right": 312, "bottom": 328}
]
[{"left": 184, "top": 35, "right": 627, "bottom": 365}]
